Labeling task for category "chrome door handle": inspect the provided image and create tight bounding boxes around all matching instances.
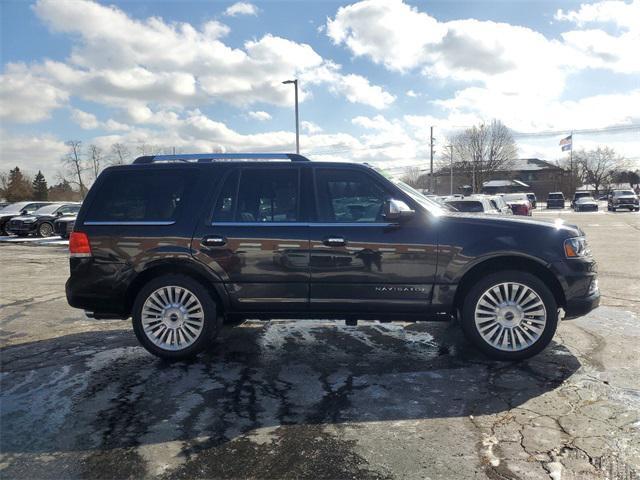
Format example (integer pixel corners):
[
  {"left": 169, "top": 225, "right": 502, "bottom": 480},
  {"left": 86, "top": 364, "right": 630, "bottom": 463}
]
[
  {"left": 323, "top": 237, "right": 346, "bottom": 247},
  {"left": 201, "top": 235, "right": 227, "bottom": 247}
]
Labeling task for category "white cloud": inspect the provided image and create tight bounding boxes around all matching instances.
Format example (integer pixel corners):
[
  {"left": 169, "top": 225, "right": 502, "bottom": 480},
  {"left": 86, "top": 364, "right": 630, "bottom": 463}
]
[
  {"left": 0, "top": 63, "right": 68, "bottom": 123},
  {"left": 2, "top": 0, "right": 394, "bottom": 125},
  {"left": 554, "top": 0, "right": 640, "bottom": 29},
  {"left": 301, "top": 121, "right": 322, "bottom": 134},
  {"left": 327, "top": 0, "right": 446, "bottom": 72},
  {"left": 0, "top": 130, "right": 68, "bottom": 176},
  {"left": 224, "top": 2, "right": 259, "bottom": 17},
  {"left": 247, "top": 111, "right": 272, "bottom": 121},
  {"left": 71, "top": 109, "right": 99, "bottom": 129},
  {"left": 406, "top": 90, "right": 419, "bottom": 98}
]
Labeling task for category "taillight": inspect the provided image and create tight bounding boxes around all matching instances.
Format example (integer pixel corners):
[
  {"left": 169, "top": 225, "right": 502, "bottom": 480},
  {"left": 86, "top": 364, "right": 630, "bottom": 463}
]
[{"left": 69, "top": 232, "right": 92, "bottom": 258}]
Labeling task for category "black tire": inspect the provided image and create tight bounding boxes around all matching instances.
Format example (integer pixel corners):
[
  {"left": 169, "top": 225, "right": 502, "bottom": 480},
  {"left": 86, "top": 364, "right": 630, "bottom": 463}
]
[
  {"left": 132, "top": 274, "right": 221, "bottom": 360},
  {"left": 460, "top": 270, "right": 558, "bottom": 361},
  {"left": 38, "top": 222, "right": 54, "bottom": 237}
]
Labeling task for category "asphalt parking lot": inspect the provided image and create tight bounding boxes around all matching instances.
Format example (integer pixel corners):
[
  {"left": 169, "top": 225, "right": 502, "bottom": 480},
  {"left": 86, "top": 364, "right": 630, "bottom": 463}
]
[{"left": 1, "top": 206, "right": 639, "bottom": 479}]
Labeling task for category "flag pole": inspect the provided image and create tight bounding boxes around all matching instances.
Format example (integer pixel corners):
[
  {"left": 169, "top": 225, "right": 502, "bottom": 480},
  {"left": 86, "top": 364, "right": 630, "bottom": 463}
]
[{"left": 569, "top": 131, "right": 573, "bottom": 194}]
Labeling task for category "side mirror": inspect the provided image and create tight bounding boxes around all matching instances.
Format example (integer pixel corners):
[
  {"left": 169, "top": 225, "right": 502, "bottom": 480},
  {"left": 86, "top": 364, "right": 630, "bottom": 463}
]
[
  {"left": 56, "top": 211, "right": 64, "bottom": 217},
  {"left": 20, "top": 209, "right": 27, "bottom": 215},
  {"left": 383, "top": 199, "right": 415, "bottom": 222}
]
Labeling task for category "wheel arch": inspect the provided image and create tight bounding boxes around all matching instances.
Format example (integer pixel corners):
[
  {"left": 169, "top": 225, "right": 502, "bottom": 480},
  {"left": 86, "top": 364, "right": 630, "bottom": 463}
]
[
  {"left": 125, "top": 259, "right": 229, "bottom": 317},
  {"left": 453, "top": 255, "right": 566, "bottom": 312}
]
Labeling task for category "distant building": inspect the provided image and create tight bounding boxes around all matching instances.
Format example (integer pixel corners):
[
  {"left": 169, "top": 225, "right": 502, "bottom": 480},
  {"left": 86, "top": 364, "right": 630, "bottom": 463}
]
[{"left": 427, "top": 158, "right": 569, "bottom": 199}]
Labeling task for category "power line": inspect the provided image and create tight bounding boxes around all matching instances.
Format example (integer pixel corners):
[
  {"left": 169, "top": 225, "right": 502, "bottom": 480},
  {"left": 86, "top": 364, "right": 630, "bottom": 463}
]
[{"left": 511, "top": 124, "right": 640, "bottom": 138}]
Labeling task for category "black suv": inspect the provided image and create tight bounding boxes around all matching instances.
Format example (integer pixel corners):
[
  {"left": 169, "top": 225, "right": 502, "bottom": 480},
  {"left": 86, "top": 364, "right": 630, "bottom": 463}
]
[
  {"left": 7, "top": 203, "right": 81, "bottom": 237},
  {"left": 66, "top": 154, "right": 600, "bottom": 361}
]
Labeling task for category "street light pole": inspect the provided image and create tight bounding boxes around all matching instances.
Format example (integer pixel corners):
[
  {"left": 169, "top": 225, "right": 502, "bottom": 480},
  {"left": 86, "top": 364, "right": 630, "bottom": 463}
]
[{"left": 282, "top": 79, "right": 299, "bottom": 154}]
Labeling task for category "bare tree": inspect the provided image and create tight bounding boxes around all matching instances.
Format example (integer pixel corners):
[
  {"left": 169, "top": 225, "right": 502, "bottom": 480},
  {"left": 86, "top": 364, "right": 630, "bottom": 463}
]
[
  {"left": 401, "top": 167, "right": 427, "bottom": 189},
  {"left": 110, "top": 143, "right": 131, "bottom": 165},
  {"left": 449, "top": 120, "right": 517, "bottom": 193},
  {"left": 575, "top": 147, "right": 626, "bottom": 194},
  {"left": 136, "top": 142, "right": 163, "bottom": 156},
  {"left": 88, "top": 144, "right": 104, "bottom": 181},
  {"left": 62, "top": 140, "right": 86, "bottom": 198}
]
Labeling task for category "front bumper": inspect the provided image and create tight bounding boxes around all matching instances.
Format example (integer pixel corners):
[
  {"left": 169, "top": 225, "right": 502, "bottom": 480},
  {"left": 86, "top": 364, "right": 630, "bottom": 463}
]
[
  {"left": 552, "top": 256, "right": 599, "bottom": 319},
  {"left": 6, "top": 222, "right": 37, "bottom": 234},
  {"left": 564, "top": 289, "right": 600, "bottom": 319}
]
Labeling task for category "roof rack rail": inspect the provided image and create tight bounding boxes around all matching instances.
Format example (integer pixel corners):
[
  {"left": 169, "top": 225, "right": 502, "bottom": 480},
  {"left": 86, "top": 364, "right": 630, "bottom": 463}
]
[{"left": 132, "top": 153, "right": 310, "bottom": 164}]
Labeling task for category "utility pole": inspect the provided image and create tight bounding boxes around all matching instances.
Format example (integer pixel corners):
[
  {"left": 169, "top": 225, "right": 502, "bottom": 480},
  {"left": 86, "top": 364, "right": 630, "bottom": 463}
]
[
  {"left": 429, "top": 126, "right": 434, "bottom": 193},
  {"left": 446, "top": 145, "right": 453, "bottom": 195}
]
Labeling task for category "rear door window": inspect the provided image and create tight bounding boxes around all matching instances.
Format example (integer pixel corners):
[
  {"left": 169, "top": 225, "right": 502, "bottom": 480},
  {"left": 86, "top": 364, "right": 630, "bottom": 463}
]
[
  {"left": 212, "top": 168, "right": 300, "bottom": 223},
  {"left": 86, "top": 169, "right": 192, "bottom": 222}
]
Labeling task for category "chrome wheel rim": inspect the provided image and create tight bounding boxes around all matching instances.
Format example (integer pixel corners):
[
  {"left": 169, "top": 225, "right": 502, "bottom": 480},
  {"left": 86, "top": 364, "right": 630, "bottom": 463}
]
[
  {"left": 141, "top": 286, "right": 205, "bottom": 351},
  {"left": 40, "top": 223, "right": 53, "bottom": 237},
  {"left": 474, "top": 282, "right": 547, "bottom": 352}
]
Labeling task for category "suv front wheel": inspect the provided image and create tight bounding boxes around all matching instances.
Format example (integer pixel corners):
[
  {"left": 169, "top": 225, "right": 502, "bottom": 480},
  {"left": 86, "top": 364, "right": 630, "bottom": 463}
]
[
  {"left": 461, "top": 271, "right": 558, "bottom": 360},
  {"left": 132, "top": 274, "right": 220, "bottom": 360}
]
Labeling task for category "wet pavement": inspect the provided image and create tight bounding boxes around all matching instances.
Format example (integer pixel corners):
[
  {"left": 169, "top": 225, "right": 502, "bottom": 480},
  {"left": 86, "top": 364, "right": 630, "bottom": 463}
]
[{"left": 1, "top": 209, "right": 639, "bottom": 479}]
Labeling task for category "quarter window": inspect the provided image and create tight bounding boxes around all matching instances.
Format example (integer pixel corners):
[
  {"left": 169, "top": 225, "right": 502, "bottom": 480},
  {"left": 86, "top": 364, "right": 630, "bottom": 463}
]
[
  {"left": 86, "top": 170, "right": 191, "bottom": 222},
  {"left": 315, "top": 169, "right": 387, "bottom": 222}
]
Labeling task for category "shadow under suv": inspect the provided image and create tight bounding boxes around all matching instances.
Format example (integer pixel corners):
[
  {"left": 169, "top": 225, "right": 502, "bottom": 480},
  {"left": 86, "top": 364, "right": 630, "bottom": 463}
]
[{"left": 66, "top": 153, "right": 600, "bottom": 360}]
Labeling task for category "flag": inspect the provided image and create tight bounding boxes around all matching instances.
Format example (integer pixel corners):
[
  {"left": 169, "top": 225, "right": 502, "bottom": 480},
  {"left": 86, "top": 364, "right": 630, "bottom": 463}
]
[{"left": 559, "top": 135, "right": 572, "bottom": 151}]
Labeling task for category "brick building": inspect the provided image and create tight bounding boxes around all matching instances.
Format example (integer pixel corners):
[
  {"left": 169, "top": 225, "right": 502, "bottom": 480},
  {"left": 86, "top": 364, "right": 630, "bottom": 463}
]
[{"left": 428, "top": 158, "right": 569, "bottom": 199}]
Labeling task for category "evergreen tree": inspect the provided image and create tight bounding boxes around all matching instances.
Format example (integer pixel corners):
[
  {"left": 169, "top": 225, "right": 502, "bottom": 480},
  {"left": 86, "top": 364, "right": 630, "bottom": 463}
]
[
  {"left": 6, "top": 167, "right": 33, "bottom": 202},
  {"left": 32, "top": 170, "right": 48, "bottom": 200}
]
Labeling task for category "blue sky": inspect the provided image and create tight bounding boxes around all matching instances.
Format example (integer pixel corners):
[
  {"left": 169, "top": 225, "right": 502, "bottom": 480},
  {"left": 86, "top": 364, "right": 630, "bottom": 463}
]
[{"left": 1, "top": 0, "right": 638, "bottom": 179}]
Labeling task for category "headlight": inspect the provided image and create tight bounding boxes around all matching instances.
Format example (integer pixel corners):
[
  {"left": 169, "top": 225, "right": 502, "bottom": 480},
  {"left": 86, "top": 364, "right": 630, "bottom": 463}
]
[{"left": 564, "top": 236, "right": 590, "bottom": 258}]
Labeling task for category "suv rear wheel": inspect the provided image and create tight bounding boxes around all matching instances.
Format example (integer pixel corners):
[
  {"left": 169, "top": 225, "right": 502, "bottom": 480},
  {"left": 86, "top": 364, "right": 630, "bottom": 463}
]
[
  {"left": 132, "top": 274, "right": 220, "bottom": 360},
  {"left": 461, "top": 270, "right": 558, "bottom": 360}
]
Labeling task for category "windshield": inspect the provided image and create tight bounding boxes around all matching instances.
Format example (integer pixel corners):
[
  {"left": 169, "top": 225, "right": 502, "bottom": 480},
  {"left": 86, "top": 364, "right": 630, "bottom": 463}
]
[
  {"left": 0, "top": 202, "right": 31, "bottom": 214},
  {"left": 615, "top": 190, "right": 635, "bottom": 196},
  {"left": 33, "top": 204, "right": 61, "bottom": 215},
  {"left": 503, "top": 193, "right": 527, "bottom": 201},
  {"left": 576, "top": 197, "right": 593, "bottom": 203},
  {"left": 446, "top": 200, "right": 484, "bottom": 212},
  {"left": 548, "top": 194, "right": 563, "bottom": 199},
  {"left": 575, "top": 192, "right": 590, "bottom": 198},
  {"left": 392, "top": 180, "right": 447, "bottom": 216}
]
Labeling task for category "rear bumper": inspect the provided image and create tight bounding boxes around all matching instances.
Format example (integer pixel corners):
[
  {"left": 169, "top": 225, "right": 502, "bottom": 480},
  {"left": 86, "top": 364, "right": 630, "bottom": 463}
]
[{"left": 65, "top": 258, "right": 132, "bottom": 316}]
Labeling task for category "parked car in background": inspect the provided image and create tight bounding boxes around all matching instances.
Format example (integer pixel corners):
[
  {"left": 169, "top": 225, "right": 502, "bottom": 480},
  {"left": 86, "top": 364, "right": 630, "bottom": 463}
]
[
  {"left": 444, "top": 197, "right": 495, "bottom": 214},
  {"left": 607, "top": 189, "right": 639, "bottom": 211},
  {"left": 571, "top": 191, "right": 592, "bottom": 208},
  {"left": 546, "top": 192, "right": 565, "bottom": 209},
  {"left": 525, "top": 193, "right": 537, "bottom": 209},
  {"left": 0, "top": 202, "right": 9, "bottom": 209},
  {"left": 573, "top": 197, "right": 598, "bottom": 212},
  {"left": 54, "top": 214, "right": 78, "bottom": 239},
  {"left": 444, "top": 195, "right": 510, "bottom": 215},
  {"left": 6, "top": 203, "right": 81, "bottom": 237},
  {"left": 501, "top": 193, "right": 532, "bottom": 216},
  {"left": 487, "top": 195, "right": 513, "bottom": 215},
  {"left": 66, "top": 152, "right": 599, "bottom": 361},
  {"left": 0, "top": 201, "right": 53, "bottom": 235}
]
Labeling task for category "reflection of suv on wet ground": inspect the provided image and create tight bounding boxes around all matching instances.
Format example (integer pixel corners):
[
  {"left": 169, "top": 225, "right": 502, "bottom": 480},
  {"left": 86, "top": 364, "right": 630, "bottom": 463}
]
[
  {"left": 66, "top": 153, "right": 600, "bottom": 361},
  {"left": 607, "top": 190, "right": 639, "bottom": 212}
]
